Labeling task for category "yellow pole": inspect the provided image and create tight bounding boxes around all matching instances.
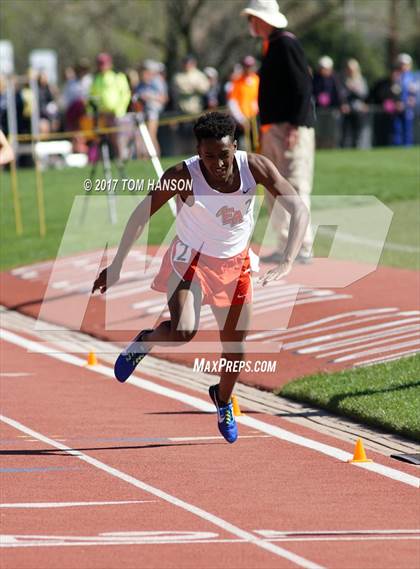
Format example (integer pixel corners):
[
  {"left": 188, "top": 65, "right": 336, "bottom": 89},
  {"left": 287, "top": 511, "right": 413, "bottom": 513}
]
[
  {"left": 244, "top": 122, "right": 252, "bottom": 153},
  {"left": 251, "top": 115, "right": 259, "bottom": 152},
  {"left": 29, "top": 67, "right": 47, "bottom": 238},
  {"left": 8, "top": 152, "right": 23, "bottom": 236},
  {"left": 34, "top": 156, "right": 46, "bottom": 237}
]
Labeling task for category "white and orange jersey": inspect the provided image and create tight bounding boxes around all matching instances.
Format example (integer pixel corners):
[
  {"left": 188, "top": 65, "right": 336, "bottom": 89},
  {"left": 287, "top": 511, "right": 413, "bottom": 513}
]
[{"left": 176, "top": 150, "right": 257, "bottom": 258}]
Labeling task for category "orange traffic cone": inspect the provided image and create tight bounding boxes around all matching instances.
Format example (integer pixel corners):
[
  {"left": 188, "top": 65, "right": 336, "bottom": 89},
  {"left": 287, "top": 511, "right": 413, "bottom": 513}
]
[
  {"left": 347, "top": 438, "right": 373, "bottom": 463},
  {"left": 87, "top": 351, "right": 98, "bottom": 366},
  {"left": 232, "top": 395, "right": 243, "bottom": 416}
]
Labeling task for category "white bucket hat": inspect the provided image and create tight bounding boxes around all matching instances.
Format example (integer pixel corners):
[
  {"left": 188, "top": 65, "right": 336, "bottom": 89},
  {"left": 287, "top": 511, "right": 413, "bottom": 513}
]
[
  {"left": 396, "top": 53, "right": 413, "bottom": 67},
  {"left": 318, "top": 55, "right": 334, "bottom": 70},
  {"left": 241, "top": 0, "right": 288, "bottom": 29}
]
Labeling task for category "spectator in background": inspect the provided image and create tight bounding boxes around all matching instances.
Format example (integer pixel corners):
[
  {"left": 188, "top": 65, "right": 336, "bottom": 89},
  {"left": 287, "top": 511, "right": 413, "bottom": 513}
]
[
  {"left": 90, "top": 53, "right": 131, "bottom": 120},
  {"left": 89, "top": 52, "right": 131, "bottom": 161},
  {"left": 203, "top": 67, "right": 221, "bottom": 110},
  {"left": 369, "top": 66, "right": 402, "bottom": 146},
  {"left": 62, "top": 59, "right": 92, "bottom": 152},
  {"left": 134, "top": 59, "right": 168, "bottom": 155},
  {"left": 0, "top": 74, "right": 25, "bottom": 135},
  {"left": 227, "top": 55, "right": 259, "bottom": 149},
  {"left": 62, "top": 67, "right": 77, "bottom": 115},
  {"left": 76, "top": 59, "right": 92, "bottom": 101},
  {"left": 242, "top": 0, "right": 315, "bottom": 264},
  {"left": 126, "top": 68, "right": 140, "bottom": 96},
  {"left": 312, "top": 56, "right": 344, "bottom": 148},
  {"left": 0, "top": 75, "right": 9, "bottom": 134},
  {"left": 172, "top": 55, "right": 210, "bottom": 154},
  {"left": 340, "top": 58, "right": 369, "bottom": 148},
  {"left": 172, "top": 55, "right": 209, "bottom": 115},
  {"left": 224, "top": 64, "right": 243, "bottom": 101},
  {"left": 37, "top": 70, "right": 60, "bottom": 133},
  {"left": 20, "top": 79, "right": 34, "bottom": 135},
  {"left": 393, "top": 53, "right": 417, "bottom": 146},
  {"left": 312, "top": 56, "right": 344, "bottom": 110}
]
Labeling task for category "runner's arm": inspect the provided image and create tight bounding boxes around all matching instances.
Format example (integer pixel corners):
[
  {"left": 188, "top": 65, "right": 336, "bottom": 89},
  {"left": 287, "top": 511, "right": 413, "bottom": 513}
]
[{"left": 92, "top": 163, "right": 189, "bottom": 293}]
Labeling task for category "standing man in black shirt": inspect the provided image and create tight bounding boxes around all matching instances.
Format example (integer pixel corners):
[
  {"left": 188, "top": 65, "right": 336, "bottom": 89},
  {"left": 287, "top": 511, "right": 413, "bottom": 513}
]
[{"left": 242, "top": 0, "right": 315, "bottom": 264}]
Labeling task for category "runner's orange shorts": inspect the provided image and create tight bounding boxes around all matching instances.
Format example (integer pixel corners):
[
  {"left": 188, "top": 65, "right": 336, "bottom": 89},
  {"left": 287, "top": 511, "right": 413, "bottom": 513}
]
[{"left": 151, "top": 237, "right": 252, "bottom": 307}]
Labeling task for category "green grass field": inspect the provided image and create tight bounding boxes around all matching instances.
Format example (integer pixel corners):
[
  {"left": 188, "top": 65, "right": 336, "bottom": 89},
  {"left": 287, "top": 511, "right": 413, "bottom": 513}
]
[
  {"left": 279, "top": 355, "right": 420, "bottom": 441},
  {"left": 1, "top": 147, "right": 419, "bottom": 270},
  {"left": 1, "top": 146, "right": 419, "bottom": 440}
]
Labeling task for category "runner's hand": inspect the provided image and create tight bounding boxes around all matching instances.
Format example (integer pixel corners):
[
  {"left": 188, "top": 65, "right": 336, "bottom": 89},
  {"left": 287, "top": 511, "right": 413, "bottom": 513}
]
[
  {"left": 258, "top": 261, "right": 292, "bottom": 287},
  {"left": 92, "top": 263, "right": 121, "bottom": 294}
]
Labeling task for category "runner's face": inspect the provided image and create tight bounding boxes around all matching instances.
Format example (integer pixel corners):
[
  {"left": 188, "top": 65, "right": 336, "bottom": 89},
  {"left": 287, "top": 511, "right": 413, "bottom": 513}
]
[{"left": 198, "top": 136, "right": 237, "bottom": 182}]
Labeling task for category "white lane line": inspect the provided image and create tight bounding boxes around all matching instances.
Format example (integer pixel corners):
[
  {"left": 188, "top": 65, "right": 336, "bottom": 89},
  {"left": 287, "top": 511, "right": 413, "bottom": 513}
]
[
  {"left": 247, "top": 308, "right": 400, "bottom": 341},
  {"left": 10, "top": 254, "right": 99, "bottom": 274},
  {"left": 256, "top": 529, "right": 420, "bottom": 537},
  {"left": 51, "top": 281, "right": 70, "bottom": 290},
  {"left": 132, "top": 296, "right": 171, "bottom": 310},
  {"left": 254, "top": 289, "right": 333, "bottom": 305},
  {"left": 253, "top": 283, "right": 302, "bottom": 296},
  {"left": 204, "top": 294, "right": 352, "bottom": 331},
  {"left": 109, "top": 282, "right": 156, "bottom": 300},
  {"left": 318, "top": 331, "right": 420, "bottom": 359},
  {"left": 169, "top": 435, "right": 271, "bottom": 442},
  {"left": 321, "top": 229, "right": 420, "bottom": 253},
  {"left": 1, "top": 532, "right": 419, "bottom": 548},
  {"left": 2, "top": 328, "right": 419, "bottom": 489},
  {"left": 200, "top": 290, "right": 301, "bottom": 324},
  {"left": 298, "top": 324, "right": 420, "bottom": 355},
  {"left": 0, "top": 531, "right": 221, "bottom": 548},
  {"left": 199, "top": 286, "right": 302, "bottom": 322},
  {"left": 332, "top": 338, "right": 420, "bottom": 363},
  {"left": 270, "top": 536, "right": 420, "bottom": 543},
  {"left": 236, "top": 414, "right": 420, "bottom": 488},
  {"left": 284, "top": 317, "right": 420, "bottom": 350},
  {"left": 0, "top": 373, "right": 33, "bottom": 377},
  {"left": 73, "top": 259, "right": 90, "bottom": 267},
  {"left": 200, "top": 289, "right": 315, "bottom": 324},
  {"left": 9, "top": 250, "right": 153, "bottom": 278},
  {"left": 0, "top": 501, "right": 156, "bottom": 509},
  {"left": 354, "top": 349, "right": 420, "bottom": 367},
  {"left": 0, "top": 415, "right": 324, "bottom": 569},
  {"left": 18, "top": 271, "right": 39, "bottom": 280},
  {"left": 253, "top": 295, "right": 352, "bottom": 320},
  {"left": 41, "top": 269, "right": 155, "bottom": 296},
  {"left": 146, "top": 291, "right": 348, "bottom": 319}
]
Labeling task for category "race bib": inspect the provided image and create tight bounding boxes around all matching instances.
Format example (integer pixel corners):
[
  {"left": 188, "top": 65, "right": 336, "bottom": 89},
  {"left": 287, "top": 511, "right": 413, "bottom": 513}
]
[{"left": 173, "top": 241, "right": 192, "bottom": 264}]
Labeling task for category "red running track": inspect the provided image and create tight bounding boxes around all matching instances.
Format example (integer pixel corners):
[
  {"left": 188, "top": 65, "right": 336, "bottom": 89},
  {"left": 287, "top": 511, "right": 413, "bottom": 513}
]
[
  {"left": 1, "top": 332, "right": 419, "bottom": 569},
  {"left": 1, "top": 249, "right": 419, "bottom": 390}
]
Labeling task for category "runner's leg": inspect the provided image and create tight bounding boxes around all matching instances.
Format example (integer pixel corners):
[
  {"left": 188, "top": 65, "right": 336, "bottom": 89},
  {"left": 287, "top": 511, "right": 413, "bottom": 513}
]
[
  {"left": 143, "top": 272, "right": 202, "bottom": 347},
  {"left": 211, "top": 303, "right": 252, "bottom": 404}
]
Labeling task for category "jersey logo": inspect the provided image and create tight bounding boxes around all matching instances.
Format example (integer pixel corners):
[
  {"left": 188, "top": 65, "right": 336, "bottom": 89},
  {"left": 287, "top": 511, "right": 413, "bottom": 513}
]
[
  {"left": 216, "top": 206, "right": 244, "bottom": 227},
  {"left": 242, "top": 186, "right": 252, "bottom": 194}
]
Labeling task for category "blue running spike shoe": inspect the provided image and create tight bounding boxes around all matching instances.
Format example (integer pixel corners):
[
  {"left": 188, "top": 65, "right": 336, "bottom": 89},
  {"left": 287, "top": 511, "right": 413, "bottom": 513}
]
[
  {"left": 114, "top": 329, "right": 153, "bottom": 383},
  {"left": 209, "top": 385, "right": 238, "bottom": 444}
]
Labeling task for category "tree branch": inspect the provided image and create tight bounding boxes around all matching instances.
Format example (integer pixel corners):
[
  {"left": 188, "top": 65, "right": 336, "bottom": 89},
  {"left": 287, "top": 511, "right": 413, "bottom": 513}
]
[
  {"left": 293, "top": 0, "right": 341, "bottom": 34},
  {"left": 213, "top": 31, "right": 250, "bottom": 71}
]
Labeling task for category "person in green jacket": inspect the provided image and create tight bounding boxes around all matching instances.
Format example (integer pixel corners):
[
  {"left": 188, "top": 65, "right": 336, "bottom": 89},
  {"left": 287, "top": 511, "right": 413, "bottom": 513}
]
[{"left": 89, "top": 53, "right": 131, "bottom": 161}]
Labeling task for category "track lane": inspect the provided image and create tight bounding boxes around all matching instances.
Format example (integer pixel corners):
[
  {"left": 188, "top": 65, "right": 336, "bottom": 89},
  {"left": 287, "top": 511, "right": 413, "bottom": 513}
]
[{"left": 1, "top": 337, "right": 419, "bottom": 569}]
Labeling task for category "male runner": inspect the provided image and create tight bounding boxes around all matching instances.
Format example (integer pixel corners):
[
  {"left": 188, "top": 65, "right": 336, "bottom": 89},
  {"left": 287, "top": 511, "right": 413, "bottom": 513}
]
[{"left": 92, "top": 112, "right": 308, "bottom": 444}]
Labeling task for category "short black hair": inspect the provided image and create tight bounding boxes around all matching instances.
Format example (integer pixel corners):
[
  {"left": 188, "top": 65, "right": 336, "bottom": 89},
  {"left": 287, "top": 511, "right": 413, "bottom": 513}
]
[{"left": 193, "top": 112, "right": 236, "bottom": 143}]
